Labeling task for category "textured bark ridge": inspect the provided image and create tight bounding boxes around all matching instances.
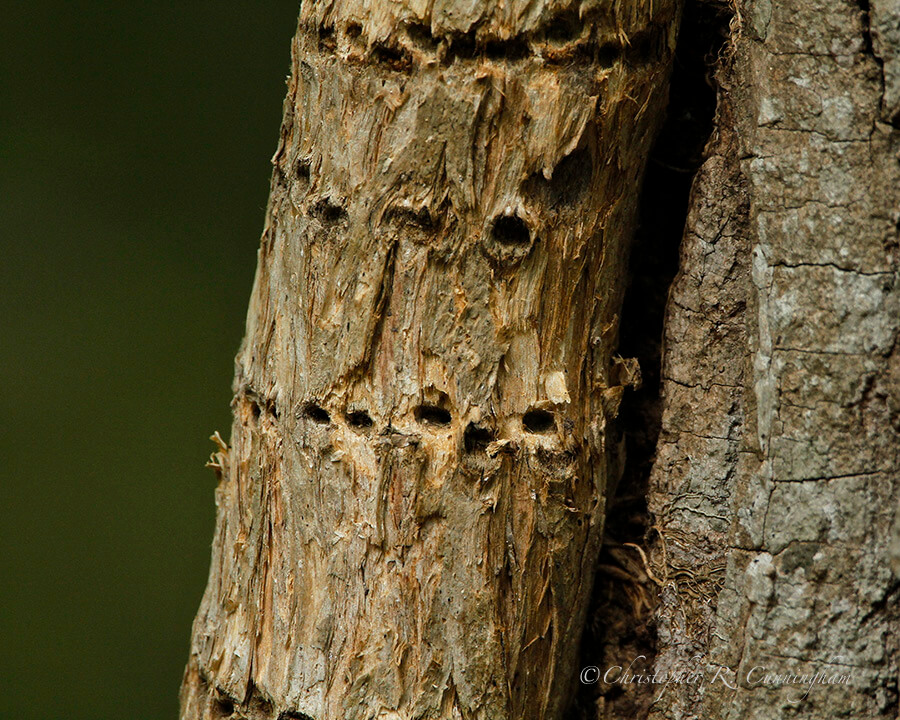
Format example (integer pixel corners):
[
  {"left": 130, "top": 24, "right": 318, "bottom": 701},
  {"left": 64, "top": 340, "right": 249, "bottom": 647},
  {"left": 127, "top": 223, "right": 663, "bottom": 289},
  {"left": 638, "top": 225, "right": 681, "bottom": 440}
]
[
  {"left": 180, "top": 2, "right": 678, "bottom": 719},
  {"left": 647, "top": 0, "right": 900, "bottom": 717}
]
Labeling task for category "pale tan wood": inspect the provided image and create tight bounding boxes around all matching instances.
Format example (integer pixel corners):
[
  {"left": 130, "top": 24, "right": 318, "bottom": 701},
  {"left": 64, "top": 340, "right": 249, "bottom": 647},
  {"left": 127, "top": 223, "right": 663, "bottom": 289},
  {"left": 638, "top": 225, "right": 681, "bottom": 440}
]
[{"left": 180, "top": 2, "right": 677, "bottom": 718}]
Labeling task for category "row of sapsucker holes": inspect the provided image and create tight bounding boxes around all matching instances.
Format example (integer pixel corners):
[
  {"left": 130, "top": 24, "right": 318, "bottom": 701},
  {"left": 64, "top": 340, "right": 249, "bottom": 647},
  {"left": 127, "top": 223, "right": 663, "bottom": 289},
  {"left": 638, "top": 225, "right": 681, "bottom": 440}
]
[
  {"left": 314, "top": 13, "right": 667, "bottom": 70},
  {"left": 212, "top": 688, "right": 313, "bottom": 720},
  {"left": 293, "top": 143, "right": 600, "bottom": 253},
  {"left": 302, "top": 401, "right": 556, "bottom": 447},
  {"left": 292, "top": 166, "right": 534, "bottom": 252}
]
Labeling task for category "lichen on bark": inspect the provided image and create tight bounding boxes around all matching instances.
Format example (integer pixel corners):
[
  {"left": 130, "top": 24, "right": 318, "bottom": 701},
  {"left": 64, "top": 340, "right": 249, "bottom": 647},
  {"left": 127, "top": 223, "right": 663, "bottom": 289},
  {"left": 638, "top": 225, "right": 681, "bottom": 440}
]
[{"left": 647, "top": 0, "right": 900, "bottom": 718}]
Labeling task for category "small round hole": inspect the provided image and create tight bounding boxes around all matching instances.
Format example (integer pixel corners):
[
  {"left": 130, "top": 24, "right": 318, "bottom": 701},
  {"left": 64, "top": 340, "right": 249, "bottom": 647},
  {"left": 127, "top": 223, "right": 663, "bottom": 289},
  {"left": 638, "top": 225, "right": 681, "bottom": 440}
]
[
  {"left": 415, "top": 405, "right": 452, "bottom": 427},
  {"left": 491, "top": 214, "right": 531, "bottom": 245},
  {"left": 523, "top": 408, "right": 555, "bottom": 433},
  {"left": 345, "top": 22, "right": 362, "bottom": 39},
  {"left": 543, "top": 10, "right": 581, "bottom": 44},
  {"left": 597, "top": 42, "right": 621, "bottom": 67},
  {"left": 213, "top": 694, "right": 235, "bottom": 717},
  {"left": 313, "top": 198, "right": 347, "bottom": 222},
  {"left": 464, "top": 423, "right": 495, "bottom": 452},
  {"left": 304, "top": 403, "right": 331, "bottom": 424},
  {"left": 346, "top": 410, "right": 373, "bottom": 429},
  {"left": 254, "top": 696, "right": 274, "bottom": 715}
]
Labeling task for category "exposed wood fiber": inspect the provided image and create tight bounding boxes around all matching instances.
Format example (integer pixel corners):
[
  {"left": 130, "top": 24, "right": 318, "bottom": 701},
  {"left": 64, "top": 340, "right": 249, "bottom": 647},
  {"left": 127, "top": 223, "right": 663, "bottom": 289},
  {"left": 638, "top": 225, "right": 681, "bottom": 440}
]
[{"left": 180, "top": 2, "right": 678, "bottom": 718}]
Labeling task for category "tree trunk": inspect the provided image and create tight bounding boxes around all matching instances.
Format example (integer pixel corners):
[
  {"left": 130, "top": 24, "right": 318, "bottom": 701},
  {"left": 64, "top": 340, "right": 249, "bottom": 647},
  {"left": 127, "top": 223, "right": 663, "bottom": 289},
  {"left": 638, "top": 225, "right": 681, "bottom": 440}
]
[
  {"left": 181, "top": 0, "right": 900, "bottom": 718},
  {"left": 179, "top": 2, "right": 678, "bottom": 719},
  {"left": 642, "top": 0, "right": 900, "bottom": 718}
]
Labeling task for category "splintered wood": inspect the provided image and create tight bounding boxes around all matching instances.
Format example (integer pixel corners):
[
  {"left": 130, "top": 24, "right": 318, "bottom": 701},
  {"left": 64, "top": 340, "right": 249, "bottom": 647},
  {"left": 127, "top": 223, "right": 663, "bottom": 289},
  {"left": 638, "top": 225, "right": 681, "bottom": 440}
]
[{"left": 181, "top": 2, "right": 676, "bottom": 718}]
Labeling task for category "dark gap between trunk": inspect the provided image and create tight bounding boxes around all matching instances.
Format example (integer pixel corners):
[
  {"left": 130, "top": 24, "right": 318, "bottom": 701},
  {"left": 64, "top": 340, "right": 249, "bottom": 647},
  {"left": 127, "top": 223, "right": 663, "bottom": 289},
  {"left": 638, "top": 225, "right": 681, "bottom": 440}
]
[{"left": 574, "top": 2, "right": 735, "bottom": 718}]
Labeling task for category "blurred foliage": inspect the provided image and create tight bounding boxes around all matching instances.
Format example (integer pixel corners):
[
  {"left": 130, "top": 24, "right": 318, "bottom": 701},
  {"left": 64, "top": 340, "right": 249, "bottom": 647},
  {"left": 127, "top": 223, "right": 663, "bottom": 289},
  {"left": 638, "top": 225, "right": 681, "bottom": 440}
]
[{"left": 0, "top": 3, "right": 300, "bottom": 718}]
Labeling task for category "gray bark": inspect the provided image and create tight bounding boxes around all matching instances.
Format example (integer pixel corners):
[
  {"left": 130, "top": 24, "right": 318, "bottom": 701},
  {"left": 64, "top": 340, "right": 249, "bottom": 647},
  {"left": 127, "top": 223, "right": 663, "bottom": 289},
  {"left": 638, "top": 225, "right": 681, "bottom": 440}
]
[
  {"left": 646, "top": 0, "right": 900, "bottom": 718},
  {"left": 180, "top": 2, "right": 678, "bottom": 719}
]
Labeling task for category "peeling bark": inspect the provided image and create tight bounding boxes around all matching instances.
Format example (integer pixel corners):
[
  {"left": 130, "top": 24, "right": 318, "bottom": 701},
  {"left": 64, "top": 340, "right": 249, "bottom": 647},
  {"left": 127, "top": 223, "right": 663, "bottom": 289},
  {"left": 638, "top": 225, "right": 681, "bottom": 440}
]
[{"left": 180, "top": 2, "right": 678, "bottom": 719}]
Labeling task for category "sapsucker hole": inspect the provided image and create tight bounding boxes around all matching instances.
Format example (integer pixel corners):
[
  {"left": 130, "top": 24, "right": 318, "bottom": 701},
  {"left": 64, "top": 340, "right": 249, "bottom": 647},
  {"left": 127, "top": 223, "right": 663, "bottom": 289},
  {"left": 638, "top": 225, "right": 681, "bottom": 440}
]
[
  {"left": 345, "top": 22, "right": 362, "bottom": 39},
  {"left": 491, "top": 214, "right": 531, "bottom": 245},
  {"left": 484, "top": 38, "right": 530, "bottom": 61},
  {"left": 549, "top": 147, "right": 593, "bottom": 205},
  {"left": 405, "top": 22, "right": 438, "bottom": 50},
  {"left": 445, "top": 32, "right": 477, "bottom": 61},
  {"left": 296, "top": 159, "right": 311, "bottom": 181},
  {"left": 304, "top": 403, "right": 331, "bottom": 424},
  {"left": 523, "top": 408, "right": 555, "bottom": 433},
  {"left": 278, "top": 712, "right": 316, "bottom": 720},
  {"left": 346, "top": 410, "right": 374, "bottom": 429},
  {"left": 542, "top": 9, "right": 581, "bottom": 44},
  {"left": 464, "top": 423, "right": 495, "bottom": 452},
  {"left": 385, "top": 204, "right": 435, "bottom": 230},
  {"left": 317, "top": 24, "right": 336, "bottom": 51},
  {"left": 625, "top": 30, "right": 659, "bottom": 65},
  {"left": 372, "top": 43, "right": 413, "bottom": 71},
  {"left": 415, "top": 405, "right": 452, "bottom": 427},
  {"left": 313, "top": 198, "right": 347, "bottom": 222},
  {"left": 213, "top": 694, "right": 235, "bottom": 717},
  {"left": 597, "top": 42, "right": 621, "bottom": 68},
  {"left": 255, "top": 698, "right": 274, "bottom": 715}
]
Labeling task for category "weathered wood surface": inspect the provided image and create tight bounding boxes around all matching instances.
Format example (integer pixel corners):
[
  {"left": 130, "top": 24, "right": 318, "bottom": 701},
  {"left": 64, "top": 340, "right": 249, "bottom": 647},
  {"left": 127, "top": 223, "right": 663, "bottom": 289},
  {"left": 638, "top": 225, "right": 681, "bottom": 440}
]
[{"left": 180, "top": 1, "right": 678, "bottom": 718}]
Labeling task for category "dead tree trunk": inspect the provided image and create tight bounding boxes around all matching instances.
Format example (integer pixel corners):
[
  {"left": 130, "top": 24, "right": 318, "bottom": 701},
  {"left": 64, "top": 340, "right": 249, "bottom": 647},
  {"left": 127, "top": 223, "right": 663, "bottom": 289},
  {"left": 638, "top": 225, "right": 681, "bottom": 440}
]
[{"left": 180, "top": 2, "right": 678, "bottom": 719}]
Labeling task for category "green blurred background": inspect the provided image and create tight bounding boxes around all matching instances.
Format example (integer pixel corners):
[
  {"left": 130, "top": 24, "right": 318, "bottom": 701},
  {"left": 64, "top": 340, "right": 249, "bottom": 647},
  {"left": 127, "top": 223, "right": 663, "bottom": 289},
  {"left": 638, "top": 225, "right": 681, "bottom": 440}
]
[{"left": 1, "top": 3, "right": 299, "bottom": 718}]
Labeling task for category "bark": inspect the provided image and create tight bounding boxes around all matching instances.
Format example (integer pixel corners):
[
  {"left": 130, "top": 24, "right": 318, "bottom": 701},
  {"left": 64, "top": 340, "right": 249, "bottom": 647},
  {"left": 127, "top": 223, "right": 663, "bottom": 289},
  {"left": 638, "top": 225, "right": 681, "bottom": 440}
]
[
  {"left": 179, "top": 2, "right": 678, "bottom": 719},
  {"left": 644, "top": 0, "right": 900, "bottom": 718}
]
